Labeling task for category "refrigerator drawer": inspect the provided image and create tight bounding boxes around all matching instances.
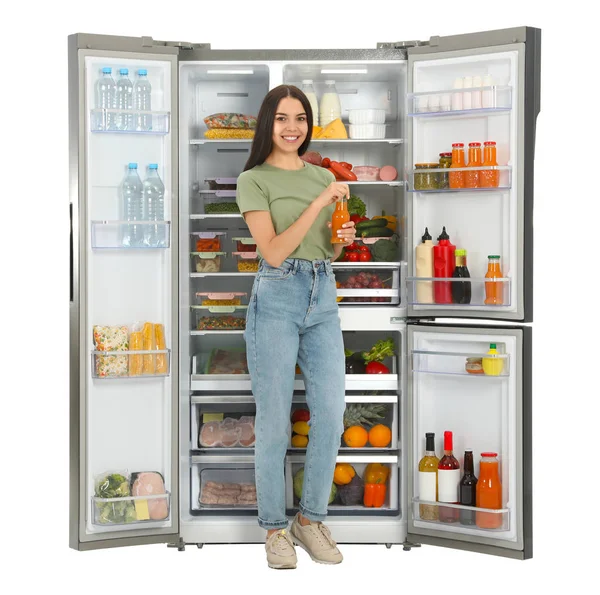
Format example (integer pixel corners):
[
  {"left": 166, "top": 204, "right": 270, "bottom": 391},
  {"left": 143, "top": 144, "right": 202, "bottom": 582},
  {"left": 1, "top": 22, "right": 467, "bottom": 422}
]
[
  {"left": 193, "top": 402, "right": 256, "bottom": 451},
  {"left": 333, "top": 262, "right": 400, "bottom": 305}
]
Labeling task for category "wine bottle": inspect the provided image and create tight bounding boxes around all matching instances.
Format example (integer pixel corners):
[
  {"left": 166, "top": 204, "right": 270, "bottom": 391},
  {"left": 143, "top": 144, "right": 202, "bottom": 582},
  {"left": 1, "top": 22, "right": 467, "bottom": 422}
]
[
  {"left": 418, "top": 432, "right": 439, "bottom": 521},
  {"left": 438, "top": 430, "right": 460, "bottom": 523}
]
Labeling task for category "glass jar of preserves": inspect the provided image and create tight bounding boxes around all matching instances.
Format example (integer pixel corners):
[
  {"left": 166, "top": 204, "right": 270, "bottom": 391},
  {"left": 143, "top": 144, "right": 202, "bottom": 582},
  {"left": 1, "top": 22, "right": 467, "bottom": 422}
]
[
  {"left": 438, "top": 152, "right": 452, "bottom": 189},
  {"left": 414, "top": 163, "right": 439, "bottom": 191}
]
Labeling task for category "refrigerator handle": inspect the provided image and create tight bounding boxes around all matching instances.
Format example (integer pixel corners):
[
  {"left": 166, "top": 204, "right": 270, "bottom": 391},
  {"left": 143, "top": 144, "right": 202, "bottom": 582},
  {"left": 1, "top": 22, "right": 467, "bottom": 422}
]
[{"left": 70, "top": 202, "right": 74, "bottom": 303}]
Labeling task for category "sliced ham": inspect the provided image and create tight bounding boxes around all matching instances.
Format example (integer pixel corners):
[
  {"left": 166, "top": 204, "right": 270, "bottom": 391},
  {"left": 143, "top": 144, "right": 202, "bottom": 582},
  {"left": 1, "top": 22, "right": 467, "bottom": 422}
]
[
  {"left": 131, "top": 472, "right": 169, "bottom": 520},
  {"left": 199, "top": 421, "right": 223, "bottom": 447},
  {"left": 237, "top": 416, "right": 255, "bottom": 447}
]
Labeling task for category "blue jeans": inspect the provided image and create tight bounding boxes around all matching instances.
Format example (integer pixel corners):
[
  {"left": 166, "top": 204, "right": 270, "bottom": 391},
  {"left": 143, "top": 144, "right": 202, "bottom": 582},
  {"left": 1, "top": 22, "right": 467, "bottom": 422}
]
[{"left": 244, "top": 258, "right": 346, "bottom": 529}]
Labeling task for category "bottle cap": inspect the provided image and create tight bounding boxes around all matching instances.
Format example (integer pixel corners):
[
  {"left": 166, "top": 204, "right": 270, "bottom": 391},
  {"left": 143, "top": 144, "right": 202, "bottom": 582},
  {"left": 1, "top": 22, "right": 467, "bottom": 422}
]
[
  {"left": 469, "top": 142, "right": 482, "bottom": 147},
  {"left": 455, "top": 249, "right": 465, "bottom": 256},
  {"left": 426, "top": 432, "right": 435, "bottom": 439},
  {"left": 437, "top": 226, "right": 450, "bottom": 241},
  {"left": 138, "top": 69, "right": 148, "bottom": 75},
  {"left": 119, "top": 68, "right": 129, "bottom": 75},
  {"left": 443, "top": 431, "right": 453, "bottom": 451},
  {"left": 422, "top": 227, "right": 432, "bottom": 242},
  {"left": 128, "top": 162, "right": 138, "bottom": 169},
  {"left": 484, "top": 141, "right": 497, "bottom": 146},
  {"left": 149, "top": 163, "right": 158, "bottom": 169},
  {"left": 481, "top": 452, "right": 498, "bottom": 458},
  {"left": 488, "top": 255, "right": 501, "bottom": 259},
  {"left": 102, "top": 67, "right": 112, "bottom": 74},
  {"left": 490, "top": 343, "right": 497, "bottom": 349},
  {"left": 425, "top": 432, "right": 435, "bottom": 451},
  {"left": 452, "top": 143, "right": 464, "bottom": 148}
]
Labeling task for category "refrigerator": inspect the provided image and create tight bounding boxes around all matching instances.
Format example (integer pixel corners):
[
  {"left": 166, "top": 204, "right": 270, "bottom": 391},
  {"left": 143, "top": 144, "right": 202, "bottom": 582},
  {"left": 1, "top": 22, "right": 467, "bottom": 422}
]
[{"left": 69, "top": 25, "right": 539, "bottom": 560}]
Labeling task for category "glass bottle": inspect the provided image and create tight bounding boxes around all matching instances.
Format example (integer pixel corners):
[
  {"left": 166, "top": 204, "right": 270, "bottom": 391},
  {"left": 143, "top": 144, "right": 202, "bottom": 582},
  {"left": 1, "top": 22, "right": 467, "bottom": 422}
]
[
  {"left": 319, "top": 80, "right": 341, "bottom": 128},
  {"left": 301, "top": 79, "right": 319, "bottom": 127},
  {"left": 449, "top": 143, "right": 465, "bottom": 189},
  {"left": 484, "top": 255, "right": 504, "bottom": 305},
  {"left": 480, "top": 141, "right": 500, "bottom": 188},
  {"left": 418, "top": 432, "right": 439, "bottom": 521},
  {"left": 330, "top": 195, "right": 349, "bottom": 243},
  {"left": 451, "top": 249, "right": 471, "bottom": 304},
  {"left": 437, "top": 430, "right": 460, "bottom": 523},
  {"left": 459, "top": 450, "right": 478, "bottom": 526},
  {"left": 476, "top": 452, "right": 503, "bottom": 529},
  {"left": 464, "top": 142, "right": 482, "bottom": 188}
]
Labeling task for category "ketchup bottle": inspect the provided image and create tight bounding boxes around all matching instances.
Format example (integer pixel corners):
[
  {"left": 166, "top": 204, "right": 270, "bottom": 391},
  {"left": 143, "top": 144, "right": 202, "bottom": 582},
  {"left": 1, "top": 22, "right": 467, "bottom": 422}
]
[{"left": 433, "top": 227, "right": 456, "bottom": 304}]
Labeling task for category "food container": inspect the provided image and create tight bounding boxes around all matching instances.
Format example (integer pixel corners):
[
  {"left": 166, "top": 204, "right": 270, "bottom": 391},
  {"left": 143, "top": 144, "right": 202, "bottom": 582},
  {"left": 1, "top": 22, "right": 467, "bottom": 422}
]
[
  {"left": 352, "top": 166, "right": 381, "bottom": 182},
  {"left": 191, "top": 232, "right": 226, "bottom": 252},
  {"left": 191, "top": 252, "right": 225, "bottom": 273},
  {"left": 203, "top": 194, "right": 240, "bottom": 215},
  {"left": 347, "top": 109, "right": 386, "bottom": 125},
  {"left": 198, "top": 466, "right": 256, "bottom": 508},
  {"left": 204, "top": 129, "right": 255, "bottom": 140},
  {"left": 194, "top": 292, "right": 248, "bottom": 307},
  {"left": 198, "top": 415, "right": 255, "bottom": 448},
  {"left": 205, "top": 177, "right": 238, "bottom": 191},
  {"left": 349, "top": 124, "right": 386, "bottom": 140},
  {"left": 437, "top": 153, "right": 453, "bottom": 189},
  {"left": 413, "top": 163, "right": 439, "bottom": 190},
  {"left": 203, "top": 113, "right": 257, "bottom": 129},
  {"left": 465, "top": 357, "right": 484, "bottom": 375},
  {"left": 233, "top": 252, "right": 260, "bottom": 272},
  {"left": 204, "top": 348, "right": 249, "bottom": 374},
  {"left": 192, "top": 306, "right": 248, "bottom": 331},
  {"left": 232, "top": 237, "right": 257, "bottom": 252}
]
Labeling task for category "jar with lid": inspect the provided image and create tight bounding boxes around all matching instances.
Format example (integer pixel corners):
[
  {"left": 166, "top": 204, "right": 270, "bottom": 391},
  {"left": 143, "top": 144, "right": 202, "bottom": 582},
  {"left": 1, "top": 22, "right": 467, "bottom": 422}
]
[
  {"left": 479, "top": 141, "right": 500, "bottom": 188},
  {"left": 301, "top": 80, "right": 319, "bottom": 127},
  {"left": 414, "top": 163, "right": 439, "bottom": 191},
  {"left": 476, "top": 452, "right": 503, "bottom": 529},
  {"left": 438, "top": 152, "right": 452, "bottom": 189},
  {"left": 449, "top": 143, "right": 466, "bottom": 189},
  {"left": 465, "top": 357, "right": 484, "bottom": 375},
  {"left": 319, "top": 80, "right": 341, "bottom": 128},
  {"left": 464, "top": 142, "right": 482, "bottom": 188}
]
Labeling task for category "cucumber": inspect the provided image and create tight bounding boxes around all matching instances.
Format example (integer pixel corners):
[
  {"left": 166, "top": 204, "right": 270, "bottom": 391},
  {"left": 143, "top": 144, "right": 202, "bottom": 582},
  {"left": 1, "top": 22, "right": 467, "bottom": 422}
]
[
  {"left": 360, "top": 227, "right": 394, "bottom": 238},
  {"left": 355, "top": 219, "right": 389, "bottom": 232}
]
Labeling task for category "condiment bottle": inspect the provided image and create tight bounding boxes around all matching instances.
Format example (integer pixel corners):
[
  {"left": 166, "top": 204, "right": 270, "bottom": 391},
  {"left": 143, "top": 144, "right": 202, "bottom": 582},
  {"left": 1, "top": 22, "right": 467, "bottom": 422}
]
[
  {"left": 476, "top": 452, "right": 503, "bottom": 529},
  {"left": 482, "top": 343, "right": 504, "bottom": 376},
  {"left": 464, "top": 142, "right": 482, "bottom": 188},
  {"left": 484, "top": 255, "right": 504, "bottom": 305},
  {"left": 330, "top": 194, "right": 349, "bottom": 244},
  {"left": 319, "top": 80, "right": 341, "bottom": 128},
  {"left": 418, "top": 432, "right": 439, "bottom": 521},
  {"left": 433, "top": 227, "right": 456, "bottom": 304},
  {"left": 459, "top": 450, "right": 478, "bottom": 526},
  {"left": 301, "top": 80, "right": 319, "bottom": 127},
  {"left": 451, "top": 249, "right": 471, "bottom": 304},
  {"left": 480, "top": 141, "right": 500, "bottom": 188},
  {"left": 449, "top": 143, "right": 466, "bottom": 189},
  {"left": 438, "top": 430, "right": 460, "bottom": 523},
  {"left": 415, "top": 227, "right": 434, "bottom": 304}
]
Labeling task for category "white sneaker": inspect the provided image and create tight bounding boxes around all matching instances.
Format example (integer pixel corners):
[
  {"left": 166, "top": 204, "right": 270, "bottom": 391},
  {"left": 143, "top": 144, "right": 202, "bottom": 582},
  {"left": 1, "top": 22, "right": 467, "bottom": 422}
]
[
  {"left": 290, "top": 512, "right": 343, "bottom": 564},
  {"left": 265, "top": 528, "right": 297, "bottom": 569}
]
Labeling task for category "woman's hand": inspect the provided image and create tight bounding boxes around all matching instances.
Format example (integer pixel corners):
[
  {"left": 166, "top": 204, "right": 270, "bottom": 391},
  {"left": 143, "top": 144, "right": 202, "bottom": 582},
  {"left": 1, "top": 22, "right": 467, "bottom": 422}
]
[
  {"left": 327, "top": 220, "right": 356, "bottom": 245},
  {"left": 316, "top": 182, "right": 351, "bottom": 210}
]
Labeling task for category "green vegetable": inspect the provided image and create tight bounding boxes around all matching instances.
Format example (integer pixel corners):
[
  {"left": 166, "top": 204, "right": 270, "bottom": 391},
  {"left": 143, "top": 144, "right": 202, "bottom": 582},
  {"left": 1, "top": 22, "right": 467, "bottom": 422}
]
[
  {"left": 355, "top": 219, "right": 389, "bottom": 232},
  {"left": 348, "top": 194, "right": 366, "bottom": 218},
  {"left": 293, "top": 467, "right": 337, "bottom": 503},
  {"left": 364, "top": 337, "right": 395, "bottom": 363},
  {"left": 360, "top": 227, "right": 394, "bottom": 238},
  {"left": 371, "top": 238, "right": 400, "bottom": 262},
  {"left": 94, "top": 472, "right": 137, "bottom": 524}
]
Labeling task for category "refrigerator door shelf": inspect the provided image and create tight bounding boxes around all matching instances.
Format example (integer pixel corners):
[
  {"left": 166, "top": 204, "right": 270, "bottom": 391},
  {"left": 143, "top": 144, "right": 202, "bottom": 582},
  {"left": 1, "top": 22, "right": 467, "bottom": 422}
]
[
  {"left": 411, "top": 498, "right": 510, "bottom": 533},
  {"left": 90, "top": 109, "right": 171, "bottom": 134},
  {"left": 91, "top": 221, "right": 171, "bottom": 249},
  {"left": 407, "top": 86, "right": 512, "bottom": 118},
  {"left": 190, "top": 138, "right": 404, "bottom": 146},
  {"left": 91, "top": 350, "right": 171, "bottom": 379},
  {"left": 412, "top": 348, "right": 510, "bottom": 377},
  {"left": 407, "top": 166, "right": 512, "bottom": 193},
  {"left": 91, "top": 492, "right": 171, "bottom": 526},
  {"left": 407, "top": 277, "right": 512, "bottom": 308}
]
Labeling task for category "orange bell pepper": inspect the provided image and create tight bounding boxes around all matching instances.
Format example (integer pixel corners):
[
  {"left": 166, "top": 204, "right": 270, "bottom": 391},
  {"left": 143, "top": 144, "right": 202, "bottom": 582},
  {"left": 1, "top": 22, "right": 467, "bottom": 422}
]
[{"left": 363, "top": 482, "right": 386, "bottom": 507}]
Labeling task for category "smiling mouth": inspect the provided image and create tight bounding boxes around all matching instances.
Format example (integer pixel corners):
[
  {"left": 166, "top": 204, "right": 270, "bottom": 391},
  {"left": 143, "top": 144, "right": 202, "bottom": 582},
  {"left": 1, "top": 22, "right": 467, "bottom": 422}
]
[{"left": 282, "top": 136, "right": 301, "bottom": 142}]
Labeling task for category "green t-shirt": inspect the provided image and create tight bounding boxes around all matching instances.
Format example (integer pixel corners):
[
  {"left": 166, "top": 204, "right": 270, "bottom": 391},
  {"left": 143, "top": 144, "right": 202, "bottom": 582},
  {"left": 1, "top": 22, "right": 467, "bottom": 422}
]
[{"left": 236, "top": 161, "right": 336, "bottom": 261}]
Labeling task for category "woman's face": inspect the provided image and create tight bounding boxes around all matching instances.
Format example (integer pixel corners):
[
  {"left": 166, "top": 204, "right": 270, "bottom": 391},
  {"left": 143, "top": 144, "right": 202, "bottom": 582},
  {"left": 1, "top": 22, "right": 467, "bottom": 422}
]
[{"left": 271, "top": 96, "right": 308, "bottom": 155}]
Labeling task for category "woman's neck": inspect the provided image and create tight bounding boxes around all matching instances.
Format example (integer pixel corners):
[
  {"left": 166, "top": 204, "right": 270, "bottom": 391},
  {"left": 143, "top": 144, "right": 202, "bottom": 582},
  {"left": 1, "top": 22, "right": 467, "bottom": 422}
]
[{"left": 265, "top": 150, "right": 305, "bottom": 171}]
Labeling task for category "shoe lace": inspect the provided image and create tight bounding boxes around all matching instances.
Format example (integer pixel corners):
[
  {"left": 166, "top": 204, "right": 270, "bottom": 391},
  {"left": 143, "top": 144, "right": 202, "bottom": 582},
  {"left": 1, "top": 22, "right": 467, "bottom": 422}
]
[
  {"left": 271, "top": 529, "right": 295, "bottom": 554},
  {"left": 314, "top": 522, "right": 337, "bottom": 549}
]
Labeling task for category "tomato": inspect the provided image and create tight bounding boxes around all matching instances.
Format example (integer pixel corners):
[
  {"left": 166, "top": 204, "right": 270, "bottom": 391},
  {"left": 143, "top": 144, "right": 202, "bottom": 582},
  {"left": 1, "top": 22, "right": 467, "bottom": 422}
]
[
  {"left": 366, "top": 361, "right": 390, "bottom": 374},
  {"left": 321, "top": 157, "right": 331, "bottom": 167},
  {"left": 346, "top": 252, "right": 360, "bottom": 262},
  {"left": 346, "top": 242, "right": 359, "bottom": 251},
  {"left": 358, "top": 245, "right": 370, "bottom": 253},
  {"left": 358, "top": 252, "right": 372, "bottom": 262},
  {"left": 350, "top": 214, "right": 362, "bottom": 224}
]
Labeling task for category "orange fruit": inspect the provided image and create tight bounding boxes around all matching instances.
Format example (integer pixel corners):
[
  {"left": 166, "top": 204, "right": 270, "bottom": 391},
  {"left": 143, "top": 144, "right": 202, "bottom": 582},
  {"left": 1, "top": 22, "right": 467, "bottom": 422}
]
[
  {"left": 291, "top": 434, "right": 309, "bottom": 448},
  {"left": 343, "top": 425, "right": 369, "bottom": 448},
  {"left": 292, "top": 421, "right": 310, "bottom": 436},
  {"left": 368, "top": 424, "right": 392, "bottom": 447}
]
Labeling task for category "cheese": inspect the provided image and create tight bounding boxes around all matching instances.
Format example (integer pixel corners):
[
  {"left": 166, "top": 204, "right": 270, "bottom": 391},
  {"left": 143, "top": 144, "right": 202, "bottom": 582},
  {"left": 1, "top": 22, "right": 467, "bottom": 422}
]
[
  {"left": 316, "top": 118, "right": 347, "bottom": 139},
  {"left": 134, "top": 498, "right": 150, "bottom": 521}
]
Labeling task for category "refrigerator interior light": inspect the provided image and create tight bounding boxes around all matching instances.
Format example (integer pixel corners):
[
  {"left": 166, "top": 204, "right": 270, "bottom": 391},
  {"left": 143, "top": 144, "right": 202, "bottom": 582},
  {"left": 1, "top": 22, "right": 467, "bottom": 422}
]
[
  {"left": 321, "top": 69, "right": 368, "bottom": 74},
  {"left": 206, "top": 69, "right": 255, "bottom": 75}
]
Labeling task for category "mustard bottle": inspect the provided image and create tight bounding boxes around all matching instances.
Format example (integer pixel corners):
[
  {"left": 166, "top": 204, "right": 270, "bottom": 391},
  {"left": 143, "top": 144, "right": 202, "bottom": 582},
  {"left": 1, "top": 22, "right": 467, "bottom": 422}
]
[{"left": 482, "top": 343, "right": 504, "bottom": 376}]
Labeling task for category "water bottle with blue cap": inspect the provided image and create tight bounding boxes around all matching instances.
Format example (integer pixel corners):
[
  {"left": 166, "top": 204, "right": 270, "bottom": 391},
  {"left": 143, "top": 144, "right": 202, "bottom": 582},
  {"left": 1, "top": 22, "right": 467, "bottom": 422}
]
[
  {"left": 121, "top": 162, "right": 144, "bottom": 247},
  {"left": 143, "top": 164, "right": 166, "bottom": 247},
  {"left": 115, "top": 68, "right": 133, "bottom": 130},
  {"left": 94, "top": 67, "right": 115, "bottom": 130},
  {"left": 134, "top": 68, "right": 152, "bottom": 131}
]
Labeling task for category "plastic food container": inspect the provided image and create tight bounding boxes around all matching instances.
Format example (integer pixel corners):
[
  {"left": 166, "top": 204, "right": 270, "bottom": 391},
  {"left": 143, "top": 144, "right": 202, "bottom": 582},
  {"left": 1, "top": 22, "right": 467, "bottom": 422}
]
[
  {"left": 232, "top": 237, "right": 257, "bottom": 252},
  {"left": 233, "top": 252, "right": 259, "bottom": 272},
  {"left": 198, "top": 466, "right": 256, "bottom": 508},
  {"left": 191, "top": 252, "right": 225, "bottom": 273},
  {"left": 349, "top": 124, "right": 386, "bottom": 139},
  {"left": 203, "top": 113, "right": 257, "bottom": 129},
  {"left": 205, "top": 178, "right": 237, "bottom": 191},
  {"left": 352, "top": 166, "right": 381, "bottom": 182},
  {"left": 347, "top": 109, "right": 386, "bottom": 125},
  {"left": 192, "top": 306, "right": 248, "bottom": 331},
  {"left": 465, "top": 357, "right": 484, "bottom": 375},
  {"left": 203, "top": 194, "right": 240, "bottom": 214},
  {"left": 191, "top": 232, "right": 226, "bottom": 252},
  {"left": 198, "top": 415, "right": 255, "bottom": 448},
  {"left": 205, "top": 348, "right": 248, "bottom": 374},
  {"left": 194, "top": 292, "right": 248, "bottom": 306}
]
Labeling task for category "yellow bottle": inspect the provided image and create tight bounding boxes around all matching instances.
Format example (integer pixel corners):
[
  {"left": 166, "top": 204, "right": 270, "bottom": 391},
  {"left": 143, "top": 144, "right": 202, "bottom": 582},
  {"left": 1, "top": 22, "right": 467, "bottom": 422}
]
[{"left": 482, "top": 343, "right": 504, "bottom": 376}]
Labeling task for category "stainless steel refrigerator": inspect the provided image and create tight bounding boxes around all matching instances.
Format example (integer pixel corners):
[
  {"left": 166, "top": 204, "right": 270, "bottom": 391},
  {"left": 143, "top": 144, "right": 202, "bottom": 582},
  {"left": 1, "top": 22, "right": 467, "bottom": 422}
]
[{"left": 69, "top": 25, "right": 539, "bottom": 559}]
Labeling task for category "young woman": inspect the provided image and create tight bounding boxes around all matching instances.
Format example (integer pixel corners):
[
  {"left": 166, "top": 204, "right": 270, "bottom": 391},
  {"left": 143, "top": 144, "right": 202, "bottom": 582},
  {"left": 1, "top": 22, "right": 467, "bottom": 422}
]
[{"left": 236, "top": 85, "right": 356, "bottom": 569}]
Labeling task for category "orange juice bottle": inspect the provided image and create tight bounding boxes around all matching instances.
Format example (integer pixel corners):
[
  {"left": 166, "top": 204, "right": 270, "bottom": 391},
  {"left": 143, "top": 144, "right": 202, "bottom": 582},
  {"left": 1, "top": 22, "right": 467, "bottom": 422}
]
[
  {"left": 480, "top": 141, "right": 500, "bottom": 188},
  {"left": 449, "top": 143, "right": 465, "bottom": 189},
  {"left": 464, "top": 142, "right": 482, "bottom": 188},
  {"left": 476, "top": 452, "right": 503, "bottom": 529},
  {"left": 484, "top": 255, "right": 504, "bottom": 305},
  {"left": 331, "top": 195, "right": 350, "bottom": 244}
]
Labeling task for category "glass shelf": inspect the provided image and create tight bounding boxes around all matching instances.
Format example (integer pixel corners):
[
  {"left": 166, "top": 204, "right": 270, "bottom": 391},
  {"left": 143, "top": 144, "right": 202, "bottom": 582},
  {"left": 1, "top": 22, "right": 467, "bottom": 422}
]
[
  {"left": 407, "top": 166, "right": 512, "bottom": 193},
  {"left": 411, "top": 348, "right": 510, "bottom": 377},
  {"left": 407, "top": 277, "right": 511, "bottom": 308},
  {"left": 91, "top": 349, "right": 170, "bottom": 379},
  {"left": 90, "top": 109, "right": 170, "bottom": 134},
  {"left": 91, "top": 221, "right": 170, "bottom": 249},
  {"left": 412, "top": 498, "right": 510, "bottom": 531},
  {"left": 190, "top": 138, "right": 404, "bottom": 145}
]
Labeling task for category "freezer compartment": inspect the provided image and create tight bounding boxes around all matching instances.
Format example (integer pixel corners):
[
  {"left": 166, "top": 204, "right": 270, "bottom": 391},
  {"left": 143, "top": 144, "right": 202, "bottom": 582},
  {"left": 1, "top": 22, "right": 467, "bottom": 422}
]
[
  {"left": 190, "top": 252, "right": 226, "bottom": 273},
  {"left": 286, "top": 455, "right": 399, "bottom": 515},
  {"left": 412, "top": 346, "right": 510, "bottom": 377},
  {"left": 91, "top": 349, "right": 170, "bottom": 378},
  {"left": 407, "top": 276, "right": 511, "bottom": 308},
  {"left": 411, "top": 498, "right": 510, "bottom": 532},
  {"left": 333, "top": 263, "right": 400, "bottom": 305},
  {"left": 407, "top": 166, "right": 512, "bottom": 192},
  {"left": 192, "top": 461, "right": 257, "bottom": 512},
  {"left": 90, "top": 108, "right": 170, "bottom": 134},
  {"left": 192, "top": 306, "right": 247, "bottom": 332},
  {"left": 91, "top": 221, "right": 171, "bottom": 249},
  {"left": 407, "top": 86, "right": 512, "bottom": 117},
  {"left": 91, "top": 492, "right": 171, "bottom": 525},
  {"left": 193, "top": 402, "right": 255, "bottom": 450}
]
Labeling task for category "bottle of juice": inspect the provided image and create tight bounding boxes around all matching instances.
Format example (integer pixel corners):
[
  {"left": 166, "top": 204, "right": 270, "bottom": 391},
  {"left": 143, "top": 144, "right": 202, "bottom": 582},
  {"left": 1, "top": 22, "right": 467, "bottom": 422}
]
[
  {"left": 484, "top": 255, "right": 504, "bottom": 305},
  {"left": 449, "top": 143, "right": 466, "bottom": 189},
  {"left": 476, "top": 452, "right": 503, "bottom": 529},
  {"left": 464, "top": 142, "right": 482, "bottom": 188},
  {"left": 415, "top": 227, "right": 434, "bottom": 304},
  {"left": 480, "top": 141, "right": 500, "bottom": 188},
  {"left": 433, "top": 227, "right": 456, "bottom": 304},
  {"left": 331, "top": 195, "right": 349, "bottom": 244},
  {"left": 482, "top": 343, "right": 504, "bottom": 376}
]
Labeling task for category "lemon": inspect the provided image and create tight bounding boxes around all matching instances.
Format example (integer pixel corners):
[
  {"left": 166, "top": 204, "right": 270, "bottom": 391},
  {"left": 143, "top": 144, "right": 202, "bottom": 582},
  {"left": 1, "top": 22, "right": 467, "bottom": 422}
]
[
  {"left": 291, "top": 434, "right": 309, "bottom": 447},
  {"left": 292, "top": 421, "right": 310, "bottom": 436}
]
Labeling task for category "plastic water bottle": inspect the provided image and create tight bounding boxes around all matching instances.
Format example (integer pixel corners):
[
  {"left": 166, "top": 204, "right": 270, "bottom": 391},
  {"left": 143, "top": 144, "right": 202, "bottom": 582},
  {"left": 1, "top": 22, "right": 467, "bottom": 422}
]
[
  {"left": 115, "top": 68, "right": 133, "bottom": 131},
  {"left": 95, "top": 67, "right": 115, "bottom": 130},
  {"left": 143, "top": 164, "right": 166, "bottom": 247},
  {"left": 121, "top": 163, "right": 144, "bottom": 247},
  {"left": 133, "top": 69, "right": 152, "bottom": 131}
]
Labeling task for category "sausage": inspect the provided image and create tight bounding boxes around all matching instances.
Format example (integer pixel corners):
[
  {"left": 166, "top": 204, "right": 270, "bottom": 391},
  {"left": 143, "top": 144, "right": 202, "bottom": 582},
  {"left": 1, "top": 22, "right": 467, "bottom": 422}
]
[
  {"left": 379, "top": 165, "right": 398, "bottom": 181},
  {"left": 330, "top": 161, "right": 358, "bottom": 181}
]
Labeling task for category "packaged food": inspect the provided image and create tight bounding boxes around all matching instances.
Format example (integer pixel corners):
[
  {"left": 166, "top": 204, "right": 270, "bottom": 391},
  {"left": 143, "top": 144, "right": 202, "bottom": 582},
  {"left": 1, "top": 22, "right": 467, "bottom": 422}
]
[
  {"left": 352, "top": 166, "right": 380, "bottom": 182},
  {"left": 438, "top": 152, "right": 452, "bottom": 189},
  {"left": 198, "top": 416, "right": 255, "bottom": 448},
  {"left": 93, "top": 470, "right": 137, "bottom": 524},
  {"left": 195, "top": 292, "right": 248, "bottom": 306},
  {"left": 206, "top": 178, "right": 237, "bottom": 191},
  {"left": 204, "top": 129, "right": 255, "bottom": 140},
  {"left": 204, "top": 196, "right": 240, "bottom": 214},
  {"left": 198, "top": 467, "right": 257, "bottom": 507},
  {"left": 142, "top": 322, "right": 156, "bottom": 375},
  {"left": 203, "top": 113, "right": 257, "bottom": 129},
  {"left": 205, "top": 348, "right": 249, "bottom": 374},
  {"left": 130, "top": 471, "right": 169, "bottom": 521},
  {"left": 191, "top": 252, "right": 225, "bottom": 273},
  {"left": 231, "top": 237, "right": 257, "bottom": 252},
  {"left": 93, "top": 325, "right": 129, "bottom": 377},
  {"left": 233, "top": 251, "right": 259, "bottom": 272},
  {"left": 349, "top": 124, "right": 386, "bottom": 139},
  {"left": 465, "top": 357, "right": 484, "bottom": 374},
  {"left": 129, "top": 331, "right": 143, "bottom": 376},
  {"left": 196, "top": 310, "right": 247, "bottom": 331},
  {"left": 347, "top": 108, "right": 386, "bottom": 125},
  {"left": 154, "top": 324, "right": 167, "bottom": 374},
  {"left": 192, "top": 232, "right": 225, "bottom": 252},
  {"left": 414, "top": 163, "right": 439, "bottom": 190}
]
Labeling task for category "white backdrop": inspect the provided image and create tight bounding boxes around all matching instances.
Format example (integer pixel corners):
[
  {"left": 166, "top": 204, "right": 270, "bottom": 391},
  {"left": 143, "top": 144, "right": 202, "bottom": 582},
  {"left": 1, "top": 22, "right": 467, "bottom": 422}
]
[{"left": 2, "top": 1, "right": 597, "bottom": 592}]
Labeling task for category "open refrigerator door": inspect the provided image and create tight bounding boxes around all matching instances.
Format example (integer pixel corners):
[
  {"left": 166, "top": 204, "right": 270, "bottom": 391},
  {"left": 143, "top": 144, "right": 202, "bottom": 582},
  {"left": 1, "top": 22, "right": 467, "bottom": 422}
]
[{"left": 69, "top": 34, "right": 180, "bottom": 550}]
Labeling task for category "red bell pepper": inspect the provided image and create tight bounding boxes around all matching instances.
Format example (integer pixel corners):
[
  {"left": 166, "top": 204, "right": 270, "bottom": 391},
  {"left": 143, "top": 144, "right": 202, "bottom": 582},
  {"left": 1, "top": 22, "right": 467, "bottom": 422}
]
[{"left": 363, "top": 482, "right": 386, "bottom": 507}]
